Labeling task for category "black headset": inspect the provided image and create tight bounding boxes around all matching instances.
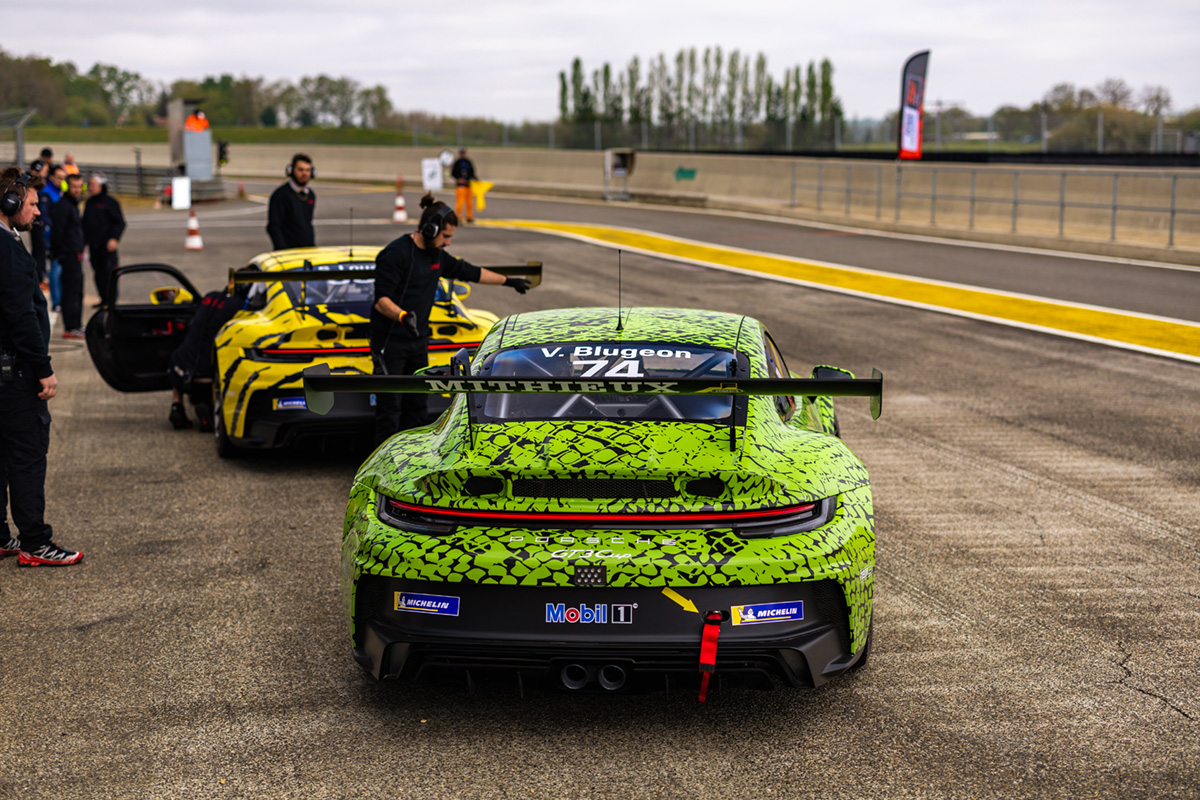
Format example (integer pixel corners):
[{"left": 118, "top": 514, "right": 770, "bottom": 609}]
[
  {"left": 419, "top": 204, "right": 454, "bottom": 240},
  {"left": 0, "top": 172, "right": 33, "bottom": 218},
  {"left": 285, "top": 156, "right": 315, "bottom": 179}
]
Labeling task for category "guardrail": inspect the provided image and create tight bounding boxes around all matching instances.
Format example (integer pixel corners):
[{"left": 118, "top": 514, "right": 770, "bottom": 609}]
[{"left": 789, "top": 162, "right": 1200, "bottom": 248}]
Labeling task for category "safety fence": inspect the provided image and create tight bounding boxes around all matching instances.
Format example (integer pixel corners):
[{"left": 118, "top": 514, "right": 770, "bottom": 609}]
[{"left": 789, "top": 162, "right": 1200, "bottom": 249}]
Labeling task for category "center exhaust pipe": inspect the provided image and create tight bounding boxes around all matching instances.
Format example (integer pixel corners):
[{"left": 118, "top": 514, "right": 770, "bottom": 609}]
[
  {"left": 560, "top": 663, "right": 589, "bottom": 690},
  {"left": 598, "top": 664, "right": 627, "bottom": 691}
]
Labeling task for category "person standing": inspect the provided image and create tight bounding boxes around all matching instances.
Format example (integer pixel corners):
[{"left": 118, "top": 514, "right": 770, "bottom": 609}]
[
  {"left": 82, "top": 173, "right": 125, "bottom": 306},
  {"left": 27, "top": 159, "right": 49, "bottom": 286},
  {"left": 451, "top": 147, "right": 477, "bottom": 224},
  {"left": 40, "top": 165, "right": 65, "bottom": 311},
  {"left": 0, "top": 167, "right": 83, "bottom": 566},
  {"left": 370, "top": 194, "right": 530, "bottom": 445},
  {"left": 266, "top": 153, "right": 316, "bottom": 250},
  {"left": 50, "top": 173, "right": 85, "bottom": 339}
]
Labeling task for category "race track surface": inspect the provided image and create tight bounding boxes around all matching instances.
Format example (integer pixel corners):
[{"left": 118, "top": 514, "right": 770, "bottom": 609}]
[{"left": 2, "top": 183, "right": 1197, "bottom": 799}]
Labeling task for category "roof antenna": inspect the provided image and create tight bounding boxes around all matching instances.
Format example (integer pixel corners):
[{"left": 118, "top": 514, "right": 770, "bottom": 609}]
[{"left": 616, "top": 249, "right": 623, "bottom": 332}]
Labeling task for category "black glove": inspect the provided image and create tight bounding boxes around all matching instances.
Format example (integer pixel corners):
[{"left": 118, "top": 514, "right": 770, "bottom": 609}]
[
  {"left": 399, "top": 310, "right": 420, "bottom": 337},
  {"left": 504, "top": 277, "right": 531, "bottom": 294}
]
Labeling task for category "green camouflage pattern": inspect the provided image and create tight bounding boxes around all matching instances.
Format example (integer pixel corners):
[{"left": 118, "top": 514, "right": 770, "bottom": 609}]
[{"left": 342, "top": 307, "right": 875, "bottom": 654}]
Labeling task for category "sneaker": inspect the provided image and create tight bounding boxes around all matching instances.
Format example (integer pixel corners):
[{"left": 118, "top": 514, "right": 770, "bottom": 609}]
[
  {"left": 193, "top": 403, "right": 214, "bottom": 433},
  {"left": 0, "top": 537, "right": 20, "bottom": 559},
  {"left": 169, "top": 402, "right": 193, "bottom": 429},
  {"left": 62, "top": 329, "right": 85, "bottom": 340},
  {"left": 17, "top": 542, "right": 84, "bottom": 567}
]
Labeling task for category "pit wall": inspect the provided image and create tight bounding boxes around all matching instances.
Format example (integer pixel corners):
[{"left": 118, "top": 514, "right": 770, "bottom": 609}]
[{"left": 42, "top": 142, "right": 1200, "bottom": 264}]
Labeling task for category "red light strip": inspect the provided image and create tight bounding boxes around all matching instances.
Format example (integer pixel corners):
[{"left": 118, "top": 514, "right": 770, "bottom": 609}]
[
  {"left": 428, "top": 342, "right": 481, "bottom": 350},
  {"left": 388, "top": 499, "right": 815, "bottom": 523},
  {"left": 261, "top": 347, "right": 372, "bottom": 355}
]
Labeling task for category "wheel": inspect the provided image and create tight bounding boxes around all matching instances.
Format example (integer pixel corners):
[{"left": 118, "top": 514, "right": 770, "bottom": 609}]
[
  {"left": 848, "top": 621, "right": 873, "bottom": 671},
  {"left": 213, "top": 388, "right": 241, "bottom": 459}
]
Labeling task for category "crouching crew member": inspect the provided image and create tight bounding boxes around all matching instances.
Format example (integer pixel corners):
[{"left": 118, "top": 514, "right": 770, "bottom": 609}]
[
  {"left": 370, "top": 194, "right": 530, "bottom": 444},
  {"left": 0, "top": 168, "right": 82, "bottom": 566},
  {"left": 166, "top": 283, "right": 248, "bottom": 431}
]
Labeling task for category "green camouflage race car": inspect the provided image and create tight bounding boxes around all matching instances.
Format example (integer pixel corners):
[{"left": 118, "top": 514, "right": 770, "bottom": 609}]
[{"left": 304, "top": 306, "right": 883, "bottom": 698}]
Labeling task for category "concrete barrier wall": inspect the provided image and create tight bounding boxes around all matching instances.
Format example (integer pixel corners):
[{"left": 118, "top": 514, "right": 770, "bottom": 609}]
[{"left": 41, "top": 141, "right": 1200, "bottom": 262}]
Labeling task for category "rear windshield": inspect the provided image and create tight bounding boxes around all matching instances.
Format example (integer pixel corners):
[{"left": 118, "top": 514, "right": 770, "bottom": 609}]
[
  {"left": 279, "top": 262, "right": 375, "bottom": 316},
  {"left": 479, "top": 342, "right": 736, "bottom": 421}
]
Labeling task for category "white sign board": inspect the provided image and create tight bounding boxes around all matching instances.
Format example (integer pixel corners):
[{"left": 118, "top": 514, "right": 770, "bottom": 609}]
[
  {"left": 421, "top": 158, "right": 444, "bottom": 191},
  {"left": 171, "top": 176, "right": 192, "bottom": 210}
]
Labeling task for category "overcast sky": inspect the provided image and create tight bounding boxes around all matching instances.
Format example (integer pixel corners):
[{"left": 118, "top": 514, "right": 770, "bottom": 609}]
[{"left": 11, "top": 0, "right": 1200, "bottom": 122}]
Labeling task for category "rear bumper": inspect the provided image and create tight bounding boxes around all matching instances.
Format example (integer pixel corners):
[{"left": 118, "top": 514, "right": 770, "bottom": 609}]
[
  {"left": 352, "top": 576, "right": 867, "bottom": 690},
  {"left": 234, "top": 391, "right": 450, "bottom": 449}
]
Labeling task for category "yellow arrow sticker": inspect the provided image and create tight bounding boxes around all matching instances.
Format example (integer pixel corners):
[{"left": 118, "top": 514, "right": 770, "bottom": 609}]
[{"left": 662, "top": 587, "right": 699, "bottom": 613}]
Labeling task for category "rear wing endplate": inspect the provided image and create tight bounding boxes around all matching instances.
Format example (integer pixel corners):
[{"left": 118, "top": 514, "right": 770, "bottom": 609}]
[{"left": 302, "top": 364, "right": 882, "bottom": 419}]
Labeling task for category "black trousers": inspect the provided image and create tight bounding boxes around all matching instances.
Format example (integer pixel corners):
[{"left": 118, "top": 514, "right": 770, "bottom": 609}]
[
  {"left": 89, "top": 246, "right": 117, "bottom": 305},
  {"left": 372, "top": 337, "right": 428, "bottom": 446},
  {"left": 59, "top": 253, "right": 84, "bottom": 331},
  {"left": 0, "top": 371, "right": 53, "bottom": 548}
]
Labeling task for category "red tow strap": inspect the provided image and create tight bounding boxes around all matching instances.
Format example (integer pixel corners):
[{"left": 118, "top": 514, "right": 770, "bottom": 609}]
[{"left": 698, "top": 610, "right": 726, "bottom": 703}]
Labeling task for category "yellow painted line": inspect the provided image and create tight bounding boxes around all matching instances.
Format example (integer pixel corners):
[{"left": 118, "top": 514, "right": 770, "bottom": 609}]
[{"left": 478, "top": 219, "right": 1200, "bottom": 363}]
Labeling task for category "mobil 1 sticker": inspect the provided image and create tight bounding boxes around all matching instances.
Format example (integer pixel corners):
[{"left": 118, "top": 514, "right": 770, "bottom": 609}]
[
  {"left": 395, "top": 592, "right": 460, "bottom": 616},
  {"left": 730, "top": 601, "right": 803, "bottom": 626}
]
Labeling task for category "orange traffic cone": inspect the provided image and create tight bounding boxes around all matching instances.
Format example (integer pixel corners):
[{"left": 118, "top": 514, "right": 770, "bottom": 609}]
[
  {"left": 185, "top": 209, "right": 204, "bottom": 250},
  {"left": 393, "top": 175, "right": 408, "bottom": 223}
]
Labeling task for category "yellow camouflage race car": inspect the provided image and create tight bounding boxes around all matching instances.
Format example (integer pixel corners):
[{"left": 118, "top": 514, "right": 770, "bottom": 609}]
[{"left": 85, "top": 247, "right": 541, "bottom": 457}]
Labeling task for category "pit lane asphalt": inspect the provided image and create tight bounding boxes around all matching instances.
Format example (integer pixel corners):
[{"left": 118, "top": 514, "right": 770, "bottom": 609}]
[{"left": 2, "top": 183, "right": 1197, "bottom": 800}]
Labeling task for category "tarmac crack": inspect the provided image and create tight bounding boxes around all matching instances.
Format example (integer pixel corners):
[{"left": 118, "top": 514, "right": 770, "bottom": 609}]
[{"left": 1111, "top": 642, "right": 1196, "bottom": 721}]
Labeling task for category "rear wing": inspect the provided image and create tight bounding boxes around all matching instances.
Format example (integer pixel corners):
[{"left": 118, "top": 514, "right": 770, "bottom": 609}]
[
  {"left": 302, "top": 363, "right": 883, "bottom": 419},
  {"left": 228, "top": 261, "right": 543, "bottom": 287}
]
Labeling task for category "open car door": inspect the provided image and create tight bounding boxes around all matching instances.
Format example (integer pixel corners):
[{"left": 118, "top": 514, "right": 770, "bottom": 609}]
[{"left": 85, "top": 263, "right": 202, "bottom": 392}]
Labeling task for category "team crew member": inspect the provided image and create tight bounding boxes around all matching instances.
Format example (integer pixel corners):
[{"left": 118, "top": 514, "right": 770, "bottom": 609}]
[
  {"left": 50, "top": 173, "right": 85, "bottom": 339},
  {"left": 82, "top": 173, "right": 125, "bottom": 306},
  {"left": 166, "top": 284, "right": 247, "bottom": 431},
  {"left": 0, "top": 168, "right": 82, "bottom": 566},
  {"left": 27, "top": 159, "right": 48, "bottom": 283},
  {"left": 450, "top": 147, "right": 476, "bottom": 224},
  {"left": 266, "top": 153, "right": 316, "bottom": 250},
  {"left": 370, "top": 194, "right": 530, "bottom": 444}
]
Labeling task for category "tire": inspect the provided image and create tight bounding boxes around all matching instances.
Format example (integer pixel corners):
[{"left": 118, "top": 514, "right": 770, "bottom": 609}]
[
  {"left": 849, "top": 621, "right": 873, "bottom": 671},
  {"left": 213, "top": 388, "right": 240, "bottom": 459}
]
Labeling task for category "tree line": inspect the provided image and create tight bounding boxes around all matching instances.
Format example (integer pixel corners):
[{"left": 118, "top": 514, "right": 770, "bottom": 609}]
[
  {"left": 558, "top": 48, "right": 844, "bottom": 145},
  {"left": 0, "top": 48, "right": 392, "bottom": 129}
]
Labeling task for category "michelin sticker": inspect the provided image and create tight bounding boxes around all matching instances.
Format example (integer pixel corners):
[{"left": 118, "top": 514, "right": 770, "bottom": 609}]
[
  {"left": 730, "top": 601, "right": 803, "bottom": 626},
  {"left": 395, "top": 592, "right": 460, "bottom": 616}
]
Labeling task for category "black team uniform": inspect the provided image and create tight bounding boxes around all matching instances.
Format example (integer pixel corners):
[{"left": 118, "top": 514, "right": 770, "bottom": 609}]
[
  {"left": 266, "top": 181, "right": 315, "bottom": 250},
  {"left": 370, "top": 233, "right": 481, "bottom": 444},
  {"left": 82, "top": 185, "right": 126, "bottom": 305},
  {"left": 49, "top": 192, "right": 84, "bottom": 333},
  {"left": 0, "top": 219, "right": 59, "bottom": 555},
  {"left": 167, "top": 288, "right": 245, "bottom": 430}
]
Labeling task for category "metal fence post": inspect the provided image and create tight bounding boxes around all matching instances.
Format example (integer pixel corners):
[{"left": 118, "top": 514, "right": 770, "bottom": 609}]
[
  {"left": 1110, "top": 173, "right": 1119, "bottom": 241},
  {"left": 969, "top": 170, "right": 976, "bottom": 229},
  {"left": 1011, "top": 171, "right": 1020, "bottom": 234},
  {"left": 845, "top": 165, "right": 852, "bottom": 216},
  {"left": 817, "top": 162, "right": 824, "bottom": 212},
  {"left": 895, "top": 164, "right": 902, "bottom": 222},
  {"left": 875, "top": 166, "right": 882, "bottom": 220},
  {"left": 1169, "top": 175, "right": 1178, "bottom": 247},
  {"left": 1058, "top": 171, "right": 1066, "bottom": 236},
  {"left": 930, "top": 167, "right": 938, "bottom": 225}
]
